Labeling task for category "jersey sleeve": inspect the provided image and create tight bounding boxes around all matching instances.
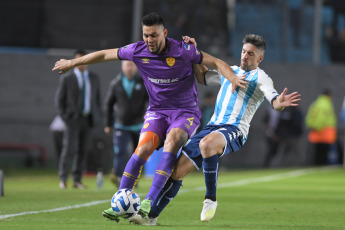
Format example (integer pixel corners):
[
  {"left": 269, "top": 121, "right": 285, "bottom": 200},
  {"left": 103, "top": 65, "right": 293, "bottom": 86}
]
[
  {"left": 205, "top": 70, "right": 222, "bottom": 86},
  {"left": 182, "top": 43, "right": 203, "bottom": 64},
  {"left": 118, "top": 43, "right": 137, "bottom": 61},
  {"left": 259, "top": 74, "right": 279, "bottom": 106}
]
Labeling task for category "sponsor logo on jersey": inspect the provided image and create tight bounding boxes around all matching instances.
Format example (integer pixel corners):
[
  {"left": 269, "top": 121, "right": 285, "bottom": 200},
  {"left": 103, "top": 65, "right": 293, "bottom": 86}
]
[
  {"left": 184, "top": 44, "right": 190, "bottom": 50},
  {"left": 142, "top": 58, "right": 150, "bottom": 63},
  {"left": 166, "top": 57, "right": 175, "bottom": 66},
  {"left": 147, "top": 77, "right": 179, "bottom": 84}
]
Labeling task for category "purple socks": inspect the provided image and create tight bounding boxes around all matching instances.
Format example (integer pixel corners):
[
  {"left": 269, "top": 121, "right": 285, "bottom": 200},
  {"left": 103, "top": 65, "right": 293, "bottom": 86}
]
[
  {"left": 145, "top": 151, "right": 176, "bottom": 201},
  {"left": 119, "top": 154, "right": 146, "bottom": 189}
]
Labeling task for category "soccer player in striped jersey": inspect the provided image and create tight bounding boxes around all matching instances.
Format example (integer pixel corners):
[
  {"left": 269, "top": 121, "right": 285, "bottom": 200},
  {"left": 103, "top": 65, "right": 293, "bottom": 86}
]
[{"left": 129, "top": 34, "right": 301, "bottom": 225}]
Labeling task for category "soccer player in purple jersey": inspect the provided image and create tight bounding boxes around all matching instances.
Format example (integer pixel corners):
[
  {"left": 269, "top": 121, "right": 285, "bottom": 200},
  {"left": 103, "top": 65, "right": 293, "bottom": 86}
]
[{"left": 52, "top": 12, "right": 247, "bottom": 222}]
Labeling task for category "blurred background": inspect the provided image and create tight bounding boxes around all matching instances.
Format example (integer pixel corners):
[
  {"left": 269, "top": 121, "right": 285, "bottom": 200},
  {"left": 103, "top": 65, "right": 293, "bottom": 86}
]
[{"left": 0, "top": 0, "right": 344, "bottom": 173}]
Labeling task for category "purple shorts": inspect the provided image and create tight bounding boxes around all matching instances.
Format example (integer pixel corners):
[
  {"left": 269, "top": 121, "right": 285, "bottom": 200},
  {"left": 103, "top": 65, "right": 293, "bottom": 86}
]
[{"left": 140, "top": 108, "right": 201, "bottom": 142}]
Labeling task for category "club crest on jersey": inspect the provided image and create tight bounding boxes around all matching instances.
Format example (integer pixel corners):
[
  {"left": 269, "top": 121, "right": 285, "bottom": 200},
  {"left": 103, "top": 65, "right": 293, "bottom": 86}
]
[
  {"left": 142, "top": 58, "right": 150, "bottom": 63},
  {"left": 166, "top": 57, "right": 175, "bottom": 67},
  {"left": 143, "top": 123, "right": 150, "bottom": 129}
]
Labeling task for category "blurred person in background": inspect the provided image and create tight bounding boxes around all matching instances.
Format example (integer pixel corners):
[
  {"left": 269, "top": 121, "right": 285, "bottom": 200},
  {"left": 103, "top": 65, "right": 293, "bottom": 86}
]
[
  {"left": 49, "top": 115, "right": 66, "bottom": 165},
  {"left": 326, "top": 0, "right": 345, "bottom": 37},
  {"left": 55, "top": 49, "right": 102, "bottom": 189},
  {"left": 263, "top": 106, "right": 303, "bottom": 167},
  {"left": 288, "top": 0, "right": 305, "bottom": 48},
  {"left": 306, "top": 89, "right": 337, "bottom": 165},
  {"left": 263, "top": 106, "right": 280, "bottom": 167},
  {"left": 325, "top": 27, "right": 345, "bottom": 63},
  {"left": 104, "top": 60, "right": 148, "bottom": 188}
]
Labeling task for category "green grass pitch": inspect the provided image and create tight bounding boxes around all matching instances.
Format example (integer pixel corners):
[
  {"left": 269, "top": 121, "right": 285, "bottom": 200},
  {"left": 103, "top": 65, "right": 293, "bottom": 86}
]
[{"left": 0, "top": 166, "right": 344, "bottom": 230}]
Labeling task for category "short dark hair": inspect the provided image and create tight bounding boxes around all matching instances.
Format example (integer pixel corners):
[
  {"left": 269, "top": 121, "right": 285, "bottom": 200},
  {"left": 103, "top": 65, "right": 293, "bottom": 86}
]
[
  {"left": 142, "top": 12, "right": 165, "bottom": 27},
  {"left": 243, "top": 34, "right": 266, "bottom": 52},
  {"left": 74, "top": 49, "right": 87, "bottom": 56}
]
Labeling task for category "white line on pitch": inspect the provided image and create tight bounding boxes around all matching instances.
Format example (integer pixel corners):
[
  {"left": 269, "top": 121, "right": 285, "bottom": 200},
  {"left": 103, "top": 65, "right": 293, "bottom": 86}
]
[
  {"left": 179, "top": 165, "right": 338, "bottom": 193},
  {"left": 0, "top": 166, "right": 337, "bottom": 220},
  {"left": 0, "top": 200, "right": 109, "bottom": 220}
]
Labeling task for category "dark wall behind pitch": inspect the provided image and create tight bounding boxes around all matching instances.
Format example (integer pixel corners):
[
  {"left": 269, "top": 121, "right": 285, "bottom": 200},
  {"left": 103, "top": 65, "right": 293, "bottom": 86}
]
[
  {"left": 0, "top": 0, "right": 132, "bottom": 49},
  {"left": 1, "top": 53, "right": 345, "bottom": 170}
]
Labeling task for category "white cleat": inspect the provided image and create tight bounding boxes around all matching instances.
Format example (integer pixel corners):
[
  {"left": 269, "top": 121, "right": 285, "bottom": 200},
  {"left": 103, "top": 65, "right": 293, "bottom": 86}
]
[
  {"left": 128, "top": 214, "right": 158, "bottom": 226},
  {"left": 200, "top": 199, "right": 218, "bottom": 222}
]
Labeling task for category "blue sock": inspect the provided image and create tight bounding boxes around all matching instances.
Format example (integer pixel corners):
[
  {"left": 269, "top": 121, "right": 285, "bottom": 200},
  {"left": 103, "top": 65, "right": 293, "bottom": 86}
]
[
  {"left": 149, "top": 177, "right": 182, "bottom": 218},
  {"left": 203, "top": 155, "right": 219, "bottom": 199}
]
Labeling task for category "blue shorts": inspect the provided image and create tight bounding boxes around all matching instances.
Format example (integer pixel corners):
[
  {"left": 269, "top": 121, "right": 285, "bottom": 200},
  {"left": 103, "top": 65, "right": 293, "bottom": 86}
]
[{"left": 182, "top": 124, "right": 244, "bottom": 170}]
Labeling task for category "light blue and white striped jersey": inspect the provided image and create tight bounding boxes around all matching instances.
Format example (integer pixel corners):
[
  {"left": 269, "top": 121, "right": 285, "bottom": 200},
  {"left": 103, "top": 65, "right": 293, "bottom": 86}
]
[{"left": 207, "top": 66, "right": 279, "bottom": 141}]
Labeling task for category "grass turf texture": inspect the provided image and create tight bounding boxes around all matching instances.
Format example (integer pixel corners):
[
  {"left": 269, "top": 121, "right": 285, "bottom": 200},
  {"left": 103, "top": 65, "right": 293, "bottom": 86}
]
[{"left": 0, "top": 167, "right": 344, "bottom": 230}]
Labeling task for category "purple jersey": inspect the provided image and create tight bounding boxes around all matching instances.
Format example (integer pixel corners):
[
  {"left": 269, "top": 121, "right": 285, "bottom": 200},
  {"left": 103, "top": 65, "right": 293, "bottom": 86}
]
[{"left": 118, "top": 38, "right": 202, "bottom": 110}]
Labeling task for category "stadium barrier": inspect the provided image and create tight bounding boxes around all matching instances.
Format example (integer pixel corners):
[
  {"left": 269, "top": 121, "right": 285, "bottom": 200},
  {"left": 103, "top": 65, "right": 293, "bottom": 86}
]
[{"left": 0, "top": 143, "right": 47, "bottom": 167}]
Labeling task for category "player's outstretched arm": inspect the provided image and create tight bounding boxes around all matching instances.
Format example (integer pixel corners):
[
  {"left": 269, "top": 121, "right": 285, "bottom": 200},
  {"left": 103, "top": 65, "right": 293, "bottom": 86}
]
[
  {"left": 52, "top": 48, "right": 119, "bottom": 74},
  {"left": 182, "top": 35, "right": 247, "bottom": 91},
  {"left": 182, "top": 35, "right": 247, "bottom": 92},
  {"left": 273, "top": 88, "right": 301, "bottom": 111},
  {"left": 201, "top": 51, "right": 247, "bottom": 93}
]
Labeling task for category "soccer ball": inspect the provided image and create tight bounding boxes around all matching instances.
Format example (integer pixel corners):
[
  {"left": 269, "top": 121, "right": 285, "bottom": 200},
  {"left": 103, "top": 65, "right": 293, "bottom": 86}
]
[{"left": 111, "top": 188, "right": 141, "bottom": 218}]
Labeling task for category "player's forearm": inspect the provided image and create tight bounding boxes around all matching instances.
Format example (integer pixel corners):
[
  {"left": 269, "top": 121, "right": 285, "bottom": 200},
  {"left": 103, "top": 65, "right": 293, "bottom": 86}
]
[
  {"left": 70, "top": 49, "right": 118, "bottom": 67},
  {"left": 273, "top": 96, "right": 284, "bottom": 111},
  {"left": 193, "top": 64, "right": 208, "bottom": 85},
  {"left": 216, "top": 60, "right": 237, "bottom": 84},
  {"left": 201, "top": 51, "right": 236, "bottom": 83}
]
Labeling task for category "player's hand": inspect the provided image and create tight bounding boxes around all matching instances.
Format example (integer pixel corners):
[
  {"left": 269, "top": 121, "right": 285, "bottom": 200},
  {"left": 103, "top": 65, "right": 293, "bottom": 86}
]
[
  {"left": 231, "top": 73, "right": 248, "bottom": 93},
  {"left": 52, "top": 59, "right": 73, "bottom": 74},
  {"left": 182, "top": 36, "right": 197, "bottom": 47},
  {"left": 278, "top": 88, "right": 301, "bottom": 108},
  {"left": 104, "top": 126, "right": 113, "bottom": 135}
]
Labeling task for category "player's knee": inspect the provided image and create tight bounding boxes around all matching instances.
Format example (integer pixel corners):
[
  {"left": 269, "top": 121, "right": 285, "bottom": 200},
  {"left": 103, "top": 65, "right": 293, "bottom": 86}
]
[
  {"left": 134, "top": 131, "right": 159, "bottom": 159},
  {"left": 199, "top": 138, "right": 217, "bottom": 158},
  {"left": 135, "top": 145, "right": 154, "bottom": 159},
  {"left": 164, "top": 130, "right": 188, "bottom": 152},
  {"left": 199, "top": 138, "right": 210, "bottom": 153}
]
